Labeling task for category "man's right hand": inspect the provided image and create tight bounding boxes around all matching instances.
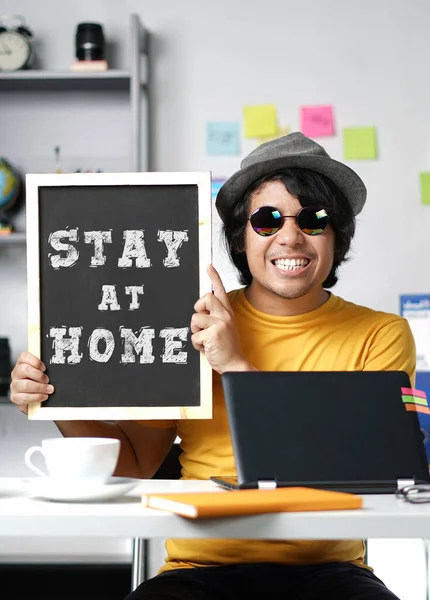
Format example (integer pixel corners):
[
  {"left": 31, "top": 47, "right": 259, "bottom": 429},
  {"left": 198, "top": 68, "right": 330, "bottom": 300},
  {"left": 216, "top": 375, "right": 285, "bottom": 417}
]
[{"left": 10, "top": 352, "right": 54, "bottom": 415}]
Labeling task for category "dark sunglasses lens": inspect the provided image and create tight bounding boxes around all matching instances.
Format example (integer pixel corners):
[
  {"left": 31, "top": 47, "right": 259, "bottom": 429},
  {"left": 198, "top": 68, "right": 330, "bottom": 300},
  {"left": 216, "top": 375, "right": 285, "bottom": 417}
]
[
  {"left": 298, "top": 207, "right": 329, "bottom": 236},
  {"left": 250, "top": 207, "right": 282, "bottom": 236}
]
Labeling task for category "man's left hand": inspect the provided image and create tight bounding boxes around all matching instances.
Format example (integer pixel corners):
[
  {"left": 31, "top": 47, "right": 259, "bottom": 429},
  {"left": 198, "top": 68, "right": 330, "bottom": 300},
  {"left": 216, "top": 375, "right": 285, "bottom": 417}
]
[{"left": 191, "top": 265, "right": 253, "bottom": 374}]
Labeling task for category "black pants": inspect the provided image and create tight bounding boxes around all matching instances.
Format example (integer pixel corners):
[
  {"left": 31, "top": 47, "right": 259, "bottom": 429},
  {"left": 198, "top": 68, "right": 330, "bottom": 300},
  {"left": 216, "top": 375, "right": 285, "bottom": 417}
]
[{"left": 125, "top": 562, "right": 400, "bottom": 600}]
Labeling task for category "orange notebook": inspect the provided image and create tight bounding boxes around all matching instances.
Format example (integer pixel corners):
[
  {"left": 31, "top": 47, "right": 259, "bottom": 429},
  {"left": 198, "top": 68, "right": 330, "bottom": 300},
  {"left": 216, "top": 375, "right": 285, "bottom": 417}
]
[{"left": 141, "top": 487, "right": 362, "bottom": 519}]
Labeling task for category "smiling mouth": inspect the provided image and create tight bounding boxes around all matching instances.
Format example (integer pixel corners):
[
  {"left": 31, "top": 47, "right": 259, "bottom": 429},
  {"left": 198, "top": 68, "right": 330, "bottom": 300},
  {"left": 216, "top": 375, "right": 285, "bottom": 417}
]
[{"left": 272, "top": 258, "right": 310, "bottom": 272}]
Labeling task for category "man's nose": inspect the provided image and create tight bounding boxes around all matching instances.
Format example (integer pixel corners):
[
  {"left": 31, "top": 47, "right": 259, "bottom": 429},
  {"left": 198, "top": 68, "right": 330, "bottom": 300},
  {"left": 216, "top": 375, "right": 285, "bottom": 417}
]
[{"left": 276, "top": 217, "right": 305, "bottom": 246}]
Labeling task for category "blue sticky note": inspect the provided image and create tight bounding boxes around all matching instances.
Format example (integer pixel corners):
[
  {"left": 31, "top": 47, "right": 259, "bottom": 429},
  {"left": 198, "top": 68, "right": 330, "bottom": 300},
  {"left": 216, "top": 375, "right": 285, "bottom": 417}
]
[{"left": 207, "top": 122, "right": 240, "bottom": 155}]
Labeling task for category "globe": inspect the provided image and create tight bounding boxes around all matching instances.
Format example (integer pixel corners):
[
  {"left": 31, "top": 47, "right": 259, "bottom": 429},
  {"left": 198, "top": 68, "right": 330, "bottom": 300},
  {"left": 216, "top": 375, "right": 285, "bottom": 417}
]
[{"left": 0, "top": 158, "right": 21, "bottom": 215}]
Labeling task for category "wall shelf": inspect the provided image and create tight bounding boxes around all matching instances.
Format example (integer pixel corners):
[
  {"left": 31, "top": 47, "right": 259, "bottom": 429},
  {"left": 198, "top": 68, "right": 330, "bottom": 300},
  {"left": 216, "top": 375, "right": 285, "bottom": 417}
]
[
  {"left": 0, "top": 70, "right": 133, "bottom": 92},
  {"left": 0, "top": 233, "right": 26, "bottom": 246},
  {"left": 0, "top": 13, "right": 151, "bottom": 171}
]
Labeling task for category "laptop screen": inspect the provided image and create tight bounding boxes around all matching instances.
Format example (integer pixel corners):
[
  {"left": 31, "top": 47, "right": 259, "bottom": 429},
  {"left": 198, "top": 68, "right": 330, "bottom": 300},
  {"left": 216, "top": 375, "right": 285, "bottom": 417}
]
[{"left": 221, "top": 371, "right": 430, "bottom": 489}]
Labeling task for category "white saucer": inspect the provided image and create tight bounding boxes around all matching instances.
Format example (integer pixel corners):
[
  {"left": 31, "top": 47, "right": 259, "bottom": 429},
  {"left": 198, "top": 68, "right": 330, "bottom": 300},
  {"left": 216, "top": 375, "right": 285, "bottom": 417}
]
[
  {"left": 28, "top": 476, "right": 138, "bottom": 502},
  {"left": 0, "top": 477, "right": 31, "bottom": 497}
]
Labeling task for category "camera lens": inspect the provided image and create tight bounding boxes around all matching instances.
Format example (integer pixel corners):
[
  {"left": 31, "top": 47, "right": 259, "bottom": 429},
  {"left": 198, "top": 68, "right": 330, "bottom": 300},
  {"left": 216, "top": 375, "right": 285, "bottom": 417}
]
[{"left": 75, "top": 23, "right": 105, "bottom": 61}]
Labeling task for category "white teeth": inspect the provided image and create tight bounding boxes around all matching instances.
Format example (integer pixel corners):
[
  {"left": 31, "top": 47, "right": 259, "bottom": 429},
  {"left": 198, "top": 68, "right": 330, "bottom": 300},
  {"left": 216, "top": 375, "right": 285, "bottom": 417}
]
[{"left": 273, "top": 258, "right": 309, "bottom": 271}]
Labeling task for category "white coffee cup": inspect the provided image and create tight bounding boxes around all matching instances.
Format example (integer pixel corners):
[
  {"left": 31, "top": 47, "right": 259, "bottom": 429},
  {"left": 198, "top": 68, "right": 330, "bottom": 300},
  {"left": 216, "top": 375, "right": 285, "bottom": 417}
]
[{"left": 24, "top": 437, "right": 121, "bottom": 484}]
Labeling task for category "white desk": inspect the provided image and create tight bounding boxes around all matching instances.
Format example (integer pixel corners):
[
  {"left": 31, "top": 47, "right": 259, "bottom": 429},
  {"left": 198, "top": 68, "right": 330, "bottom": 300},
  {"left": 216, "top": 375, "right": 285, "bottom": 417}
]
[{"left": 0, "top": 477, "right": 430, "bottom": 540}]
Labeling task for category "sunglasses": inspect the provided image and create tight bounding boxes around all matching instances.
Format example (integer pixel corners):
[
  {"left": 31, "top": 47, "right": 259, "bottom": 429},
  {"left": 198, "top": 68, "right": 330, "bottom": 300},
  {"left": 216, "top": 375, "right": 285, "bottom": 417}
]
[{"left": 248, "top": 205, "right": 329, "bottom": 237}]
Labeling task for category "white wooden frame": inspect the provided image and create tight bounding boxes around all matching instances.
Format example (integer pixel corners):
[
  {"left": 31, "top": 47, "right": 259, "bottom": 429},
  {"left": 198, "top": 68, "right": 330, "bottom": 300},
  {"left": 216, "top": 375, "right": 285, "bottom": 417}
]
[{"left": 26, "top": 172, "right": 212, "bottom": 420}]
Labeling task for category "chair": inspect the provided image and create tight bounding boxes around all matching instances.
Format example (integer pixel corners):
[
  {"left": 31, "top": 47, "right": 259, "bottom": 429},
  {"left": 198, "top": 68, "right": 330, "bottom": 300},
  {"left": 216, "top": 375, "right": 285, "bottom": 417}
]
[{"left": 131, "top": 443, "right": 182, "bottom": 591}]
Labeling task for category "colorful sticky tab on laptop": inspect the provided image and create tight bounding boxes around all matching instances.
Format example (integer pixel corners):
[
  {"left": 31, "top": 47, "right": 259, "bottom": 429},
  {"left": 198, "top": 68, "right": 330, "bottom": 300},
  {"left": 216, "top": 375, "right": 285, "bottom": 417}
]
[{"left": 401, "top": 388, "right": 430, "bottom": 414}]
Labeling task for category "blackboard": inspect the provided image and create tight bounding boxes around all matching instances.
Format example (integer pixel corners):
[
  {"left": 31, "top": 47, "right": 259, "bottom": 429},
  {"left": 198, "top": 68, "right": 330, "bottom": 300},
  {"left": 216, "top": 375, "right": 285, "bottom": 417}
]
[{"left": 26, "top": 172, "right": 212, "bottom": 420}]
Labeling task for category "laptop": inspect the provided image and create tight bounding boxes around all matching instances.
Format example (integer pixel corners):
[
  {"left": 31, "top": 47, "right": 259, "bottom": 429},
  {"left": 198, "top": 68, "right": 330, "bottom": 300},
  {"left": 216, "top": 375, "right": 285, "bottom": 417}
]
[{"left": 211, "top": 371, "right": 430, "bottom": 494}]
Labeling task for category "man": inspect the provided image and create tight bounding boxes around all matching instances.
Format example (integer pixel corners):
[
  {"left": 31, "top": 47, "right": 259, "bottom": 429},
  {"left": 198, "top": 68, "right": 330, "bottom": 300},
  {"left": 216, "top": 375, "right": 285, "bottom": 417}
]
[{"left": 11, "top": 133, "right": 414, "bottom": 599}]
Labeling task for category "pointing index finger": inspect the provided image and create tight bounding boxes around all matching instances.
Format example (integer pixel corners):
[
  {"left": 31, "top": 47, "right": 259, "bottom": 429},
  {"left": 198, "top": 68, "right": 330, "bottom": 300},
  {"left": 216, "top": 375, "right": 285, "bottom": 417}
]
[{"left": 207, "top": 264, "right": 230, "bottom": 310}]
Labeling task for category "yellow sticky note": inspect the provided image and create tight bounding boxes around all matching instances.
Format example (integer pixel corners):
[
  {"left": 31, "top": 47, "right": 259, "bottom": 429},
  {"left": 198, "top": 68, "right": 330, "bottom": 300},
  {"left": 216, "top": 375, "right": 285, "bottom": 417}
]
[
  {"left": 343, "top": 127, "right": 377, "bottom": 160},
  {"left": 243, "top": 105, "right": 278, "bottom": 139},
  {"left": 255, "top": 126, "right": 291, "bottom": 147},
  {"left": 420, "top": 173, "right": 430, "bottom": 205}
]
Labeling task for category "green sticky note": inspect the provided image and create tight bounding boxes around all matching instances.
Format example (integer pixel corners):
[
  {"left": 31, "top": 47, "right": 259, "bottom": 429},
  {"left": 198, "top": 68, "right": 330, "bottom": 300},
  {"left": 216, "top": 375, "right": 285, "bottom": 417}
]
[
  {"left": 343, "top": 127, "right": 377, "bottom": 160},
  {"left": 243, "top": 105, "right": 278, "bottom": 139},
  {"left": 420, "top": 173, "right": 430, "bottom": 205}
]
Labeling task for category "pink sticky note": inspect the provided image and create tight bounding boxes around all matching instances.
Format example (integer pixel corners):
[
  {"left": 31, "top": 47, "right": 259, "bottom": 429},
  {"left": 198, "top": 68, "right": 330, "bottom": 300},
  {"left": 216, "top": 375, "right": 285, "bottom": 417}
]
[{"left": 300, "top": 105, "right": 335, "bottom": 138}]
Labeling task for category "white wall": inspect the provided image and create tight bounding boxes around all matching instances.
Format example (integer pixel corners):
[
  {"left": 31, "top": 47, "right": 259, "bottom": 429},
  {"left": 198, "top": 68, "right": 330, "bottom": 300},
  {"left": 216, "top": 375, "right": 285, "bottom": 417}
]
[
  {"left": 1, "top": 0, "right": 430, "bottom": 596},
  {"left": 3, "top": 0, "right": 430, "bottom": 359}
]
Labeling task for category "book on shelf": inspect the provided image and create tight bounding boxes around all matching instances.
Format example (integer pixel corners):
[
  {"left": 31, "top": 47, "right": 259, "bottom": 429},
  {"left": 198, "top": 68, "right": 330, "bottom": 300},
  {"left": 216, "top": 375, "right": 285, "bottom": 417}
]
[
  {"left": 141, "top": 486, "right": 362, "bottom": 519},
  {"left": 70, "top": 60, "right": 108, "bottom": 72}
]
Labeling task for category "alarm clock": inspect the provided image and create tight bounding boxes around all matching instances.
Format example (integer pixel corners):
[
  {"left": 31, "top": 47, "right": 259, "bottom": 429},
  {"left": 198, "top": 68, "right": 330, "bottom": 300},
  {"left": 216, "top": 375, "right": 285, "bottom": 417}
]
[{"left": 0, "top": 15, "right": 33, "bottom": 72}]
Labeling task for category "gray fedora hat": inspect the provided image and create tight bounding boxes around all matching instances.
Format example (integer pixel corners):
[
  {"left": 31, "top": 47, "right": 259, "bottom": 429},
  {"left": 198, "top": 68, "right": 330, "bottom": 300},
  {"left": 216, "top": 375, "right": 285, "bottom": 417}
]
[{"left": 215, "top": 132, "right": 367, "bottom": 221}]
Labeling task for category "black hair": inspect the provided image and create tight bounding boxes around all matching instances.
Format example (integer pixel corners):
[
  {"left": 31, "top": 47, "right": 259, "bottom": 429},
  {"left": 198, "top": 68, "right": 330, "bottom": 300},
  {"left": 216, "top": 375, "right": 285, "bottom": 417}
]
[{"left": 221, "top": 168, "right": 356, "bottom": 288}]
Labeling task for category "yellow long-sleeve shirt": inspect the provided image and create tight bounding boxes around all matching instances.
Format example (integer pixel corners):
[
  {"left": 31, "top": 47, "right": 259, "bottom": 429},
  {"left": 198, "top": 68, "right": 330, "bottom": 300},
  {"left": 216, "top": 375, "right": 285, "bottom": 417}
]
[{"left": 144, "top": 289, "right": 416, "bottom": 573}]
